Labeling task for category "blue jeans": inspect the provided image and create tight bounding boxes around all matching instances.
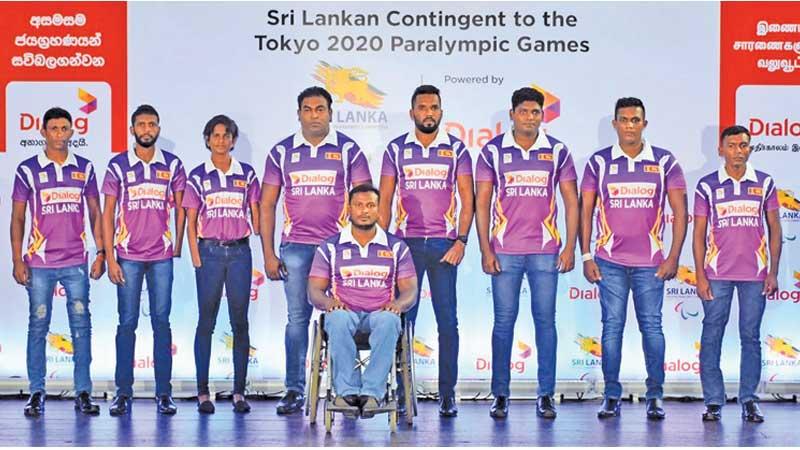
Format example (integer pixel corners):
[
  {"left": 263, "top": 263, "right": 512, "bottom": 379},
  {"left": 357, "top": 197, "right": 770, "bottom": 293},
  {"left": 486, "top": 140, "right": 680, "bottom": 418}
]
[
  {"left": 194, "top": 239, "right": 252, "bottom": 396},
  {"left": 26, "top": 264, "right": 92, "bottom": 395},
  {"left": 325, "top": 309, "right": 402, "bottom": 399},
  {"left": 491, "top": 253, "right": 558, "bottom": 397},
  {"left": 114, "top": 257, "right": 174, "bottom": 397},
  {"left": 700, "top": 280, "right": 766, "bottom": 406},
  {"left": 403, "top": 237, "right": 459, "bottom": 397},
  {"left": 279, "top": 242, "right": 317, "bottom": 394},
  {"left": 596, "top": 257, "right": 665, "bottom": 400}
]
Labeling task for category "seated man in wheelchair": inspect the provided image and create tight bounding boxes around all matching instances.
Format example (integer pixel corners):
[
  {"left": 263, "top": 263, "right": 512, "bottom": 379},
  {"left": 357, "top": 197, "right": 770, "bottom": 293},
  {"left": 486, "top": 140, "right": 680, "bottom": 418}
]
[{"left": 307, "top": 184, "right": 418, "bottom": 417}]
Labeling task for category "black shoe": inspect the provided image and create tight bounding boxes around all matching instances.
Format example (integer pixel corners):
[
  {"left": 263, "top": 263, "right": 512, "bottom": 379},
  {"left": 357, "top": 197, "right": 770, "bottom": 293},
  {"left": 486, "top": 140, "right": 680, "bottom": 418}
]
[
  {"left": 439, "top": 396, "right": 458, "bottom": 417},
  {"left": 360, "top": 395, "right": 382, "bottom": 419},
  {"left": 156, "top": 395, "right": 177, "bottom": 415},
  {"left": 24, "top": 392, "right": 45, "bottom": 417},
  {"left": 646, "top": 398, "right": 666, "bottom": 420},
  {"left": 597, "top": 397, "right": 621, "bottom": 418},
  {"left": 702, "top": 404, "right": 722, "bottom": 421},
  {"left": 233, "top": 399, "right": 251, "bottom": 414},
  {"left": 276, "top": 391, "right": 304, "bottom": 415},
  {"left": 489, "top": 396, "right": 509, "bottom": 419},
  {"left": 197, "top": 400, "right": 215, "bottom": 414},
  {"left": 109, "top": 395, "right": 130, "bottom": 416},
  {"left": 74, "top": 392, "right": 100, "bottom": 415},
  {"left": 342, "top": 394, "right": 362, "bottom": 408},
  {"left": 536, "top": 395, "right": 557, "bottom": 419},
  {"left": 741, "top": 400, "right": 764, "bottom": 423}
]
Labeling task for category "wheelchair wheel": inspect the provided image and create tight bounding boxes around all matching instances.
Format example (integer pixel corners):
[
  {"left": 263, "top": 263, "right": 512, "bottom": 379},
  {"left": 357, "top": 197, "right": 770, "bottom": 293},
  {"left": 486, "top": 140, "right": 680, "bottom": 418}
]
[
  {"left": 307, "top": 319, "right": 323, "bottom": 424},
  {"left": 324, "top": 402, "right": 333, "bottom": 433},
  {"left": 389, "top": 409, "right": 398, "bottom": 433},
  {"left": 400, "top": 321, "right": 417, "bottom": 424}
]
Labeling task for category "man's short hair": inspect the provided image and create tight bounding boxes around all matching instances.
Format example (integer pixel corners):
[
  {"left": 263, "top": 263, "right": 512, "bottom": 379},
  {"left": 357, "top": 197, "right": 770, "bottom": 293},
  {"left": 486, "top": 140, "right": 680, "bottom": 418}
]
[
  {"left": 614, "top": 97, "right": 646, "bottom": 119},
  {"left": 511, "top": 87, "right": 545, "bottom": 110},
  {"left": 297, "top": 86, "right": 333, "bottom": 110},
  {"left": 348, "top": 183, "right": 380, "bottom": 203},
  {"left": 131, "top": 104, "right": 160, "bottom": 126},
  {"left": 411, "top": 85, "right": 441, "bottom": 107},
  {"left": 720, "top": 125, "right": 751, "bottom": 143},
  {"left": 42, "top": 107, "right": 72, "bottom": 128},
  {"left": 203, "top": 114, "right": 239, "bottom": 150}
]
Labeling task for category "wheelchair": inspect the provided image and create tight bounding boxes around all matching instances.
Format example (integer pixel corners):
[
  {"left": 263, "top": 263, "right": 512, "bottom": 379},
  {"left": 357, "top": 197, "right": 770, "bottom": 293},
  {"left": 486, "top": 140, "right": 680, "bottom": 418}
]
[{"left": 305, "top": 312, "right": 418, "bottom": 433}]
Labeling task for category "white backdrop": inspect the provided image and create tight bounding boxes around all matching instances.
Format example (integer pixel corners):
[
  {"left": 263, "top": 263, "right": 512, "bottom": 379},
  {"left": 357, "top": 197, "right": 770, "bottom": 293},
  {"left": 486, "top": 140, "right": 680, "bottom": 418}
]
[{"left": 2, "top": 2, "right": 799, "bottom": 394}]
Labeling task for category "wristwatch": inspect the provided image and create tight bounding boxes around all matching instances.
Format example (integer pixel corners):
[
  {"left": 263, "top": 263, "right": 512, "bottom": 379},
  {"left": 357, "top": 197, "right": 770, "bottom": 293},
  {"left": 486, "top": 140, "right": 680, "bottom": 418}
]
[{"left": 456, "top": 235, "right": 468, "bottom": 245}]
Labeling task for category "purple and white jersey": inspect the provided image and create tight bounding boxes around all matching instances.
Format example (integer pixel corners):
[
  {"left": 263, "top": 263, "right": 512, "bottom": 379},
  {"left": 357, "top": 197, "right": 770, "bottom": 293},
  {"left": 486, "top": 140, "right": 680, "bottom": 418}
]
[
  {"left": 101, "top": 148, "right": 186, "bottom": 261},
  {"left": 475, "top": 131, "right": 577, "bottom": 255},
  {"left": 381, "top": 131, "right": 472, "bottom": 239},
  {"left": 263, "top": 130, "right": 372, "bottom": 245},
  {"left": 694, "top": 164, "right": 779, "bottom": 281},
  {"left": 12, "top": 152, "right": 99, "bottom": 268},
  {"left": 581, "top": 142, "right": 686, "bottom": 267},
  {"left": 183, "top": 157, "right": 260, "bottom": 241},
  {"left": 309, "top": 225, "right": 417, "bottom": 312}
]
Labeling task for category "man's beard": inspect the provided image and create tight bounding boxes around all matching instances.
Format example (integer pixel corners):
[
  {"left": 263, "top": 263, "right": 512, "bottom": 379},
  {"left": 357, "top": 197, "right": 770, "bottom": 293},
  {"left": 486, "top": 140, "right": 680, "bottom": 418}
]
[
  {"left": 134, "top": 132, "right": 159, "bottom": 148},
  {"left": 352, "top": 220, "right": 377, "bottom": 231},
  {"left": 415, "top": 118, "right": 439, "bottom": 135}
]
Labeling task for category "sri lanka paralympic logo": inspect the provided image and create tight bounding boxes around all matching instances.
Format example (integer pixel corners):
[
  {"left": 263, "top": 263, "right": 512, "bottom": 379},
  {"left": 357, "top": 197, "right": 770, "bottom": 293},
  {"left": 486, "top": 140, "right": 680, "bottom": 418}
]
[
  {"left": 575, "top": 334, "right": 602, "bottom": 358},
  {"left": 313, "top": 61, "right": 385, "bottom": 108},
  {"left": 530, "top": 84, "right": 560, "bottom": 123},
  {"left": 674, "top": 301, "right": 700, "bottom": 320},
  {"left": 765, "top": 335, "right": 799, "bottom": 359},
  {"left": 78, "top": 88, "right": 97, "bottom": 114}
]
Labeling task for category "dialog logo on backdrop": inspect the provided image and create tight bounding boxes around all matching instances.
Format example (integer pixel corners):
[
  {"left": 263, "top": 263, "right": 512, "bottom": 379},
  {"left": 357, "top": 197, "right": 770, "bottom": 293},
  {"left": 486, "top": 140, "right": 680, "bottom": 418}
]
[
  {"left": 517, "top": 340, "right": 532, "bottom": 359},
  {"left": 5, "top": 81, "right": 111, "bottom": 153},
  {"left": 312, "top": 61, "right": 388, "bottom": 129},
  {"left": 529, "top": 84, "right": 561, "bottom": 123}
]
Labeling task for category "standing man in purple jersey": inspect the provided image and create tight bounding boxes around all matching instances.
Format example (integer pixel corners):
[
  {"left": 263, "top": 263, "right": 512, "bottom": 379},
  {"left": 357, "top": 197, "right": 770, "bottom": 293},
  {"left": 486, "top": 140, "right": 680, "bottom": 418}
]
[
  {"left": 11, "top": 107, "right": 105, "bottom": 417},
  {"left": 378, "top": 85, "right": 474, "bottom": 417},
  {"left": 184, "top": 115, "right": 261, "bottom": 414},
  {"left": 101, "top": 104, "right": 187, "bottom": 416},
  {"left": 260, "top": 86, "right": 373, "bottom": 415},
  {"left": 693, "top": 125, "right": 781, "bottom": 423},
  {"left": 580, "top": 97, "right": 688, "bottom": 420},
  {"left": 308, "top": 184, "right": 418, "bottom": 417},
  {"left": 475, "top": 87, "right": 580, "bottom": 420}
]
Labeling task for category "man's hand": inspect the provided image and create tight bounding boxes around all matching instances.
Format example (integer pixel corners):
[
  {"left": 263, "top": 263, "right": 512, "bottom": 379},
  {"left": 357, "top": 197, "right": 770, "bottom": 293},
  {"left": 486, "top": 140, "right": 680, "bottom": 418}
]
[
  {"left": 557, "top": 248, "right": 575, "bottom": 273},
  {"left": 440, "top": 240, "right": 466, "bottom": 266},
  {"left": 13, "top": 259, "right": 29, "bottom": 286},
  {"left": 763, "top": 273, "right": 778, "bottom": 297},
  {"left": 90, "top": 255, "right": 106, "bottom": 280},
  {"left": 265, "top": 254, "right": 282, "bottom": 280},
  {"left": 583, "top": 259, "right": 602, "bottom": 283},
  {"left": 655, "top": 256, "right": 679, "bottom": 281},
  {"left": 481, "top": 249, "right": 501, "bottom": 275},
  {"left": 107, "top": 259, "right": 125, "bottom": 285},
  {"left": 191, "top": 252, "right": 202, "bottom": 269},
  {"left": 696, "top": 275, "right": 714, "bottom": 301},
  {"left": 382, "top": 302, "right": 402, "bottom": 315},
  {"left": 326, "top": 296, "right": 347, "bottom": 313}
]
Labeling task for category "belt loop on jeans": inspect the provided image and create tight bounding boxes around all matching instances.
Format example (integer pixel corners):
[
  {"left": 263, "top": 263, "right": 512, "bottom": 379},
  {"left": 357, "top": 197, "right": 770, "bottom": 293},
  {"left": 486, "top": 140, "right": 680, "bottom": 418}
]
[{"left": 199, "top": 237, "right": 249, "bottom": 247}]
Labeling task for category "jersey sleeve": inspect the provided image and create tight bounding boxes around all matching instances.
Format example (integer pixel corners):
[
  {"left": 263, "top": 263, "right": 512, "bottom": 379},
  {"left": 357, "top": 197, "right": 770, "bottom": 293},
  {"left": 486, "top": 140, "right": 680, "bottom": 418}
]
[
  {"left": 262, "top": 145, "right": 284, "bottom": 187},
  {"left": 475, "top": 146, "right": 496, "bottom": 184},
  {"left": 580, "top": 160, "right": 598, "bottom": 192},
  {"left": 309, "top": 244, "right": 332, "bottom": 279}
]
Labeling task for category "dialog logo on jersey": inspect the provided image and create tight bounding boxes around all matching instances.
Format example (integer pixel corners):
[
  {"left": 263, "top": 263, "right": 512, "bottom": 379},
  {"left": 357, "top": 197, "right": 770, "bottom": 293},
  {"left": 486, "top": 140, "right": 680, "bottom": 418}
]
[
  {"left": 339, "top": 265, "right": 390, "bottom": 279},
  {"left": 504, "top": 170, "right": 549, "bottom": 187},
  {"left": 402, "top": 164, "right": 449, "bottom": 180},
  {"left": 529, "top": 84, "right": 560, "bottom": 123},
  {"left": 40, "top": 187, "right": 82, "bottom": 205},
  {"left": 78, "top": 88, "right": 97, "bottom": 114},
  {"left": 127, "top": 183, "right": 167, "bottom": 201},
  {"left": 205, "top": 191, "right": 244, "bottom": 209},
  {"left": 313, "top": 61, "right": 385, "bottom": 109},
  {"left": 289, "top": 170, "right": 336, "bottom": 186},
  {"left": 607, "top": 182, "right": 656, "bottom": 198},
  {"left": 715, "top": 200, "right": 760, "bottom": 218}
]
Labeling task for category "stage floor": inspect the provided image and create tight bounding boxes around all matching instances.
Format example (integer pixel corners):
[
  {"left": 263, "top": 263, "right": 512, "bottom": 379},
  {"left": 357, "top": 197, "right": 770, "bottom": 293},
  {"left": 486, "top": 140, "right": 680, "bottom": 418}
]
[{"left": 0, "top": 398, "right": 798, "bottom": 446}]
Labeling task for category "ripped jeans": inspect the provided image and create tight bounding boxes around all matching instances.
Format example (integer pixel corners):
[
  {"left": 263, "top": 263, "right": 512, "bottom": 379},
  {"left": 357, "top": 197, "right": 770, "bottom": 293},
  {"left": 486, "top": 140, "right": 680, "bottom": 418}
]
[{"left": 26, "top": 263, "right": 93, "bottom": 395}]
